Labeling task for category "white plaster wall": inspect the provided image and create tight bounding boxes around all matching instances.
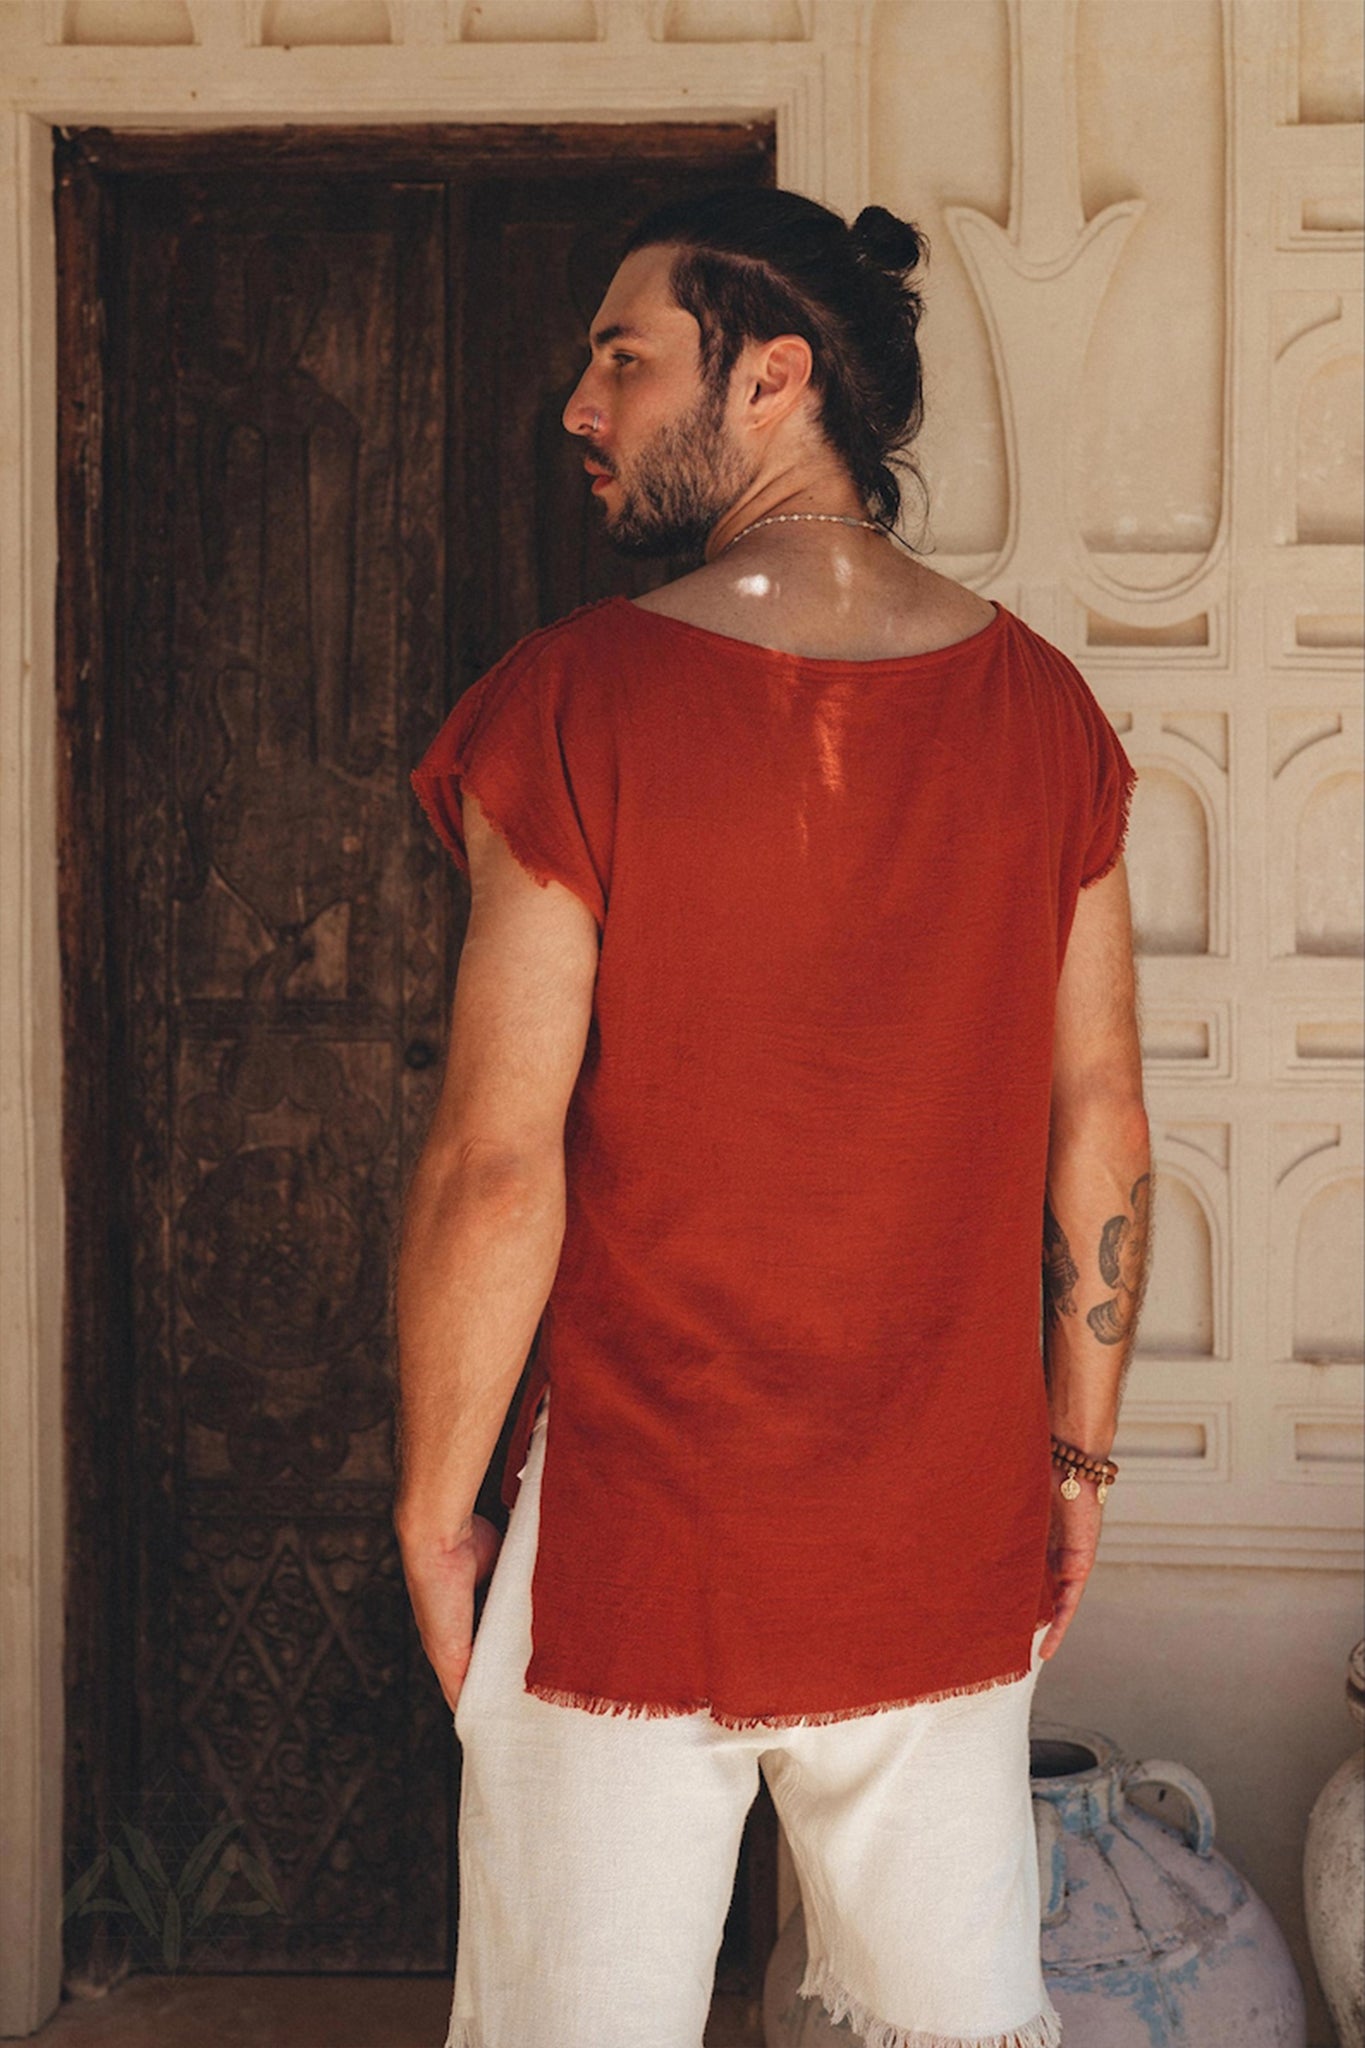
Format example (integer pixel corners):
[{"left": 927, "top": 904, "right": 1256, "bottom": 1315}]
[
  {"left": 868, "top": 6, "right": 1364, "bottom": 2042},
  {"left": 0, "top": 0, "right": 1360, "bottom": 2038}
]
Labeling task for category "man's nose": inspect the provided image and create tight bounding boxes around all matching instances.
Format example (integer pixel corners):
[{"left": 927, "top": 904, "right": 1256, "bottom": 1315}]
[{"left": 563, "top": 373, "right": 601, "bottom": 438}]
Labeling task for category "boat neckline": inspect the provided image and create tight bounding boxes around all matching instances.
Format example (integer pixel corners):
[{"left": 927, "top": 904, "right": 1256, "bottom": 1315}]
[{"left": 613, "top": 593, "right": 1008, "bottom": 670}]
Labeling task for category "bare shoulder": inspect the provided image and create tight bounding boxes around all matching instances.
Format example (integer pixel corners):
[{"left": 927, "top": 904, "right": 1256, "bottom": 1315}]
[
  {"left": 904, "top": 562, "right": 998, "bottom": 633},
  {"left": 628, "top": 567, "right": 715, "bottom": 618}
]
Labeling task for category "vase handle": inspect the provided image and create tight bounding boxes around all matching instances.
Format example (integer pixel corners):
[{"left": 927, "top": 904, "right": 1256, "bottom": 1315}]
[
  {"left": 1032, "top": 1798, "right": 1068, "bottom": 1924},
  {"left": 1122, "top": 1758, "right": 1217, "bottom": 1857}
]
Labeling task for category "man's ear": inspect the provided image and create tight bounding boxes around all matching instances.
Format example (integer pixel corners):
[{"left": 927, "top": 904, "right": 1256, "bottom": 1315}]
[{"left": 740, "top": 333, "right": 814, "bottom": 428}]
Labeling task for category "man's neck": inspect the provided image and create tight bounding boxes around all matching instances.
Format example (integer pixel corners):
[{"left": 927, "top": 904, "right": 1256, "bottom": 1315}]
[
  {"left": 701, "top": 462, "right": 870, "bottom": 565},
  {"left": 627, "top": 545, "right": 998, "bottom": 665}
]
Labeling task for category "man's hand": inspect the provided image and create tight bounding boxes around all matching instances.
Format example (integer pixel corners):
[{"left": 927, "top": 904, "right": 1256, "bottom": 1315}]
[
  {"left": 400, "top": 1514, "right": 505, "bottom": 1713},
  {"left": 1037, "top": 1474, "right": 1106, "bottom": 1660}
]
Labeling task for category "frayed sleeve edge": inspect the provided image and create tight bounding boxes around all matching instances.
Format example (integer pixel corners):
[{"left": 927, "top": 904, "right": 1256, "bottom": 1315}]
[
  {"left": 1079, "top": 755, "right": 1139, "bottom": 889},
  {"left": 410, "top": 761, "right": 606, "bottom": 930}
]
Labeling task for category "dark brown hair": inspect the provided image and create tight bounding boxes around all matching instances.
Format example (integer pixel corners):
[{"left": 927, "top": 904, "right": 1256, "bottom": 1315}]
[{"left": 619, "top": 185, "right": 931, "bottom": 534}]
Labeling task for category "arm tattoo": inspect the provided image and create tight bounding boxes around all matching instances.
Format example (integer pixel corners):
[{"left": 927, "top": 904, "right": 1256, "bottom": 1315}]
[
  {"left": 1087, "top": 1173, "right": 1151, "bottom": 1346},
  {"left": 1042, "top": 1197, "right": 1079, "bottom": 1329}
]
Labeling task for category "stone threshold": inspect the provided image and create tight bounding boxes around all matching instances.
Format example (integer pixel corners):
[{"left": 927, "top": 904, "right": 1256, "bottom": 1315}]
[{"left": 28, "top": 1976, "right": 762, "bottom": 2047}]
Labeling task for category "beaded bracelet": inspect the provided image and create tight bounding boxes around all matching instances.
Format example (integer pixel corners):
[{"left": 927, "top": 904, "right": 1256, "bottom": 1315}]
[{"left": 1050, "top": 1433, "right": 1120, "bottom": 1504}]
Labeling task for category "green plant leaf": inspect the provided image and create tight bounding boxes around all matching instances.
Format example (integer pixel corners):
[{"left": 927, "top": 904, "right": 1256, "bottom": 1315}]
[
  {"left": 217, "top": 1898, "right": 273, "bottom": 1915},
  {"left": 62, "top": 1852, "right": 109, "bottom": 1920},
  {"left": 162, "top": 1890, "right": 182, "bottom": 1970},
  {"left": 121, "top": 1822, "right": 169, "bottom": 1893},
  {"left": 178, "top": 1820, "right": 239, "bottom": 1899},
  {"left": 109, "top": 1846, "right": 161, "bottom": 1940},
  {"left": 77, "top": 1898, "right": 134, "bottom": 1916},
  {"left": 234, "top": 1849, "right": 285, "bottom": 1916}
]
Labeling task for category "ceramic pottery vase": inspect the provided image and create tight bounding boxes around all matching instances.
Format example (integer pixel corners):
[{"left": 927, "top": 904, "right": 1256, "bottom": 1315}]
[
  {"left": 1302, "top": 1638, "right": 1365, "bottom": 2048},
  {"left": 1030, "top": 1721, "right": 1305, "bottom": 2045}
]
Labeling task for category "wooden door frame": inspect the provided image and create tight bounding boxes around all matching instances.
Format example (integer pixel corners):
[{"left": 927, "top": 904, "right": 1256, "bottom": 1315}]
[
  {"left": 26, "top": 107, "right": 815, "bottom": 2029},
  {"left": 0, "top": 19, "right": 870, "bottom": 2019}
]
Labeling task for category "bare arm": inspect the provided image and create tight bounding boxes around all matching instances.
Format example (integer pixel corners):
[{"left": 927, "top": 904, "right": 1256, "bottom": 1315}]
[
  {"left": 1039, "top": 857, "right": 1151, "bottom": 1652},
  {"left": 394, "top": 792, "right": 598, "bottom": 1704}
]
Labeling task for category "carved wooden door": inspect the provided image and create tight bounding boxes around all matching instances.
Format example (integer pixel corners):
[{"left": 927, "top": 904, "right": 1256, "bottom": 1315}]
[
  {"left": 103, "top": 170, "right": 454, "bottom": 1974},
  {"left": 60, "top": 129, "right": 774, "bottom": 1980}
]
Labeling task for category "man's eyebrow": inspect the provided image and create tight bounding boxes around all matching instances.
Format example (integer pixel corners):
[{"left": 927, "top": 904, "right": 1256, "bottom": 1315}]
[{"left": 590, "top": 321, "right": 651, "bottom": 349}]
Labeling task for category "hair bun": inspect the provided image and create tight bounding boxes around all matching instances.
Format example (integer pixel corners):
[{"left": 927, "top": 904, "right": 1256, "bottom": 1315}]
[{"left": 851, "top": 205, "right": 925, "bottom": 275}]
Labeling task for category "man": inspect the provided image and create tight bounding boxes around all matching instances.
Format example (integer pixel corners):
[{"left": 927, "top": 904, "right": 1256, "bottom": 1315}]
[{"left": 396, "top": 187, "right": 1149, "bottom": 2048}]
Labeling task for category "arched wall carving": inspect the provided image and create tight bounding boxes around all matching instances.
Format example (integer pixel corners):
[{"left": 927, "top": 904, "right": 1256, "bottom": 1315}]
[
  {"left": 1271, "top": 1122, "right": 1365, "bottom": 1366},
  {"left": 1268, "top": 711, "right": 1364, "bottom": 958},
  {"left": 1149, "top": 1127, "right": 1231, "bottom": 1360},
  {"left": 1270, "top": 297, "right": 1365, "bottom": 546},
  {"left": 1128, "top": 769, "right": 1213, "bottom": 959},
  {"left": 259, "top": 0, "right": 395, "bottom": 43},
  {"left": 1294, "top": 1174, "right": 1365, "bottom": 1361},
  {"left": 1137, "top": 1169, "right": 1217, "bottom": 1359}
]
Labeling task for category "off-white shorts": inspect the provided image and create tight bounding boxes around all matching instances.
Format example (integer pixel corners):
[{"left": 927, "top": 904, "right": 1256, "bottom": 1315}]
[{"left": 446, "top": 1395, "right": 1061, "bottom": 2048}]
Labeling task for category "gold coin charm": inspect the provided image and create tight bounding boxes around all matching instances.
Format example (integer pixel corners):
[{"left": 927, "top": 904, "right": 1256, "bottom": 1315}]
[
  {"left": 1096, "top": 1480, "right": 1109, "bottom": 1503},
  {"left": 1060, "top": 1472, "right": 1081, "bottom": 1500}
]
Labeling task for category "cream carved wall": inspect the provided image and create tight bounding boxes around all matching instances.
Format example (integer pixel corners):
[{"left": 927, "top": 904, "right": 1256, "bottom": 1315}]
[{"left": 0, "top": 0, "right": 1360, "bottom": 2039}]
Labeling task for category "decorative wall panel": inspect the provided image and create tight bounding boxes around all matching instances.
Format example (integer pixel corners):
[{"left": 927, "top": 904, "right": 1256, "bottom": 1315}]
[
  {"left": 1128, "top": 775, "right": 1211, "bottom": 957},
  {"left": 941, "top": 4, "right": 1148, "bottom": 601},
  {"left": 1292, "top": 0, "right": 1364, "bottom": 125},
  {"left": 1145, "top": 1124, "right": 1229, "bottom": 1358},
  {"left": 459, "top": 0, "right": 597, "bottom": 38},
  {"left": 1272, "top": 1124, "right": 1365, "bottom": 1364},
  {"left": 57, "top": 0, "right": 195, "bottom": 39},
  {"left": 1107, "top": 1400, "right": 1229, "bottom": 1481},
  {"left": 1299, "top": 342, "right": 1364, "bottom": 538},
  {"left": 1272, "top": 600, "right": 1365, "bottom": 665},
  {"left": 1138, "top": 1168, "right": 1218, "bottom": 1360},
  {"left": 260, "top": 0, "right": 395, "bottom": 43},
  {"left": 868, "top": 0, "right": 1010, "bottom": 563},
  {"left": 1294, "top": 1174, "right": 1365, "bottom": 1360},
  {"left": 1270, "top": 295, "right": 1364, "bottom": 543},
  {"left": 866, "top": 0, "right": 1364, "bottom": 1596},
  {"left": 661, "top": 0, "right": 809, "bottom": 40},
  {"left": 1272, "top": 998, "right": 1365, "bottom": 1075},
  {"left": 1074, "top": 0, "right": 1226, "bottom": 567},
  {"left": 1294, "top": 771, "right": 1364, "bottom": 952},
  {"left": 1269, "top": 709, "right": 1363, "bottom": 957}
]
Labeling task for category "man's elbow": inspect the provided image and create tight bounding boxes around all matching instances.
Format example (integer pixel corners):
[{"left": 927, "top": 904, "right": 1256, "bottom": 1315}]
[
  {"left": 409, "top": 1129, "right": 566, "bottom": 1222},
  {"left": 1049, "top": 1086, "right": 1150, "bottom": 1155}
]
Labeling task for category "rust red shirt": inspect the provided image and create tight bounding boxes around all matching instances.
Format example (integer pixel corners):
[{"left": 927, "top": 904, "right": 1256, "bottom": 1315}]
[{"left": 412, "top": 594, "right": 1138, "bottom": 1726}]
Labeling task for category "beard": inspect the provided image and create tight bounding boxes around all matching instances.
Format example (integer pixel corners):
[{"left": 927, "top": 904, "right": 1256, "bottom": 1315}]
[{"left": 594, "top": 381, "right": 757, "bottom": 560}]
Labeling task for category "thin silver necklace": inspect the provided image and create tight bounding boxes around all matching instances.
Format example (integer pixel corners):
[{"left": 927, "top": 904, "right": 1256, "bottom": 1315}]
[{"left": 717, "top": 511, "right": 892, "bottom": 558}]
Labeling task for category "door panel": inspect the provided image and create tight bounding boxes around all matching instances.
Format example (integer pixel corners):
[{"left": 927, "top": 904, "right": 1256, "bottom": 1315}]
[{"left": 112, "top": 174, "right": 452, "bottom": 1971}]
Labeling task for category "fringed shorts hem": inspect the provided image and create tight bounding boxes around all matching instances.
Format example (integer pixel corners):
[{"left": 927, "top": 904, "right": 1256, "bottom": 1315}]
[{"left": 799, "top": 1954, "right": 1064, "bottom": 2048}]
